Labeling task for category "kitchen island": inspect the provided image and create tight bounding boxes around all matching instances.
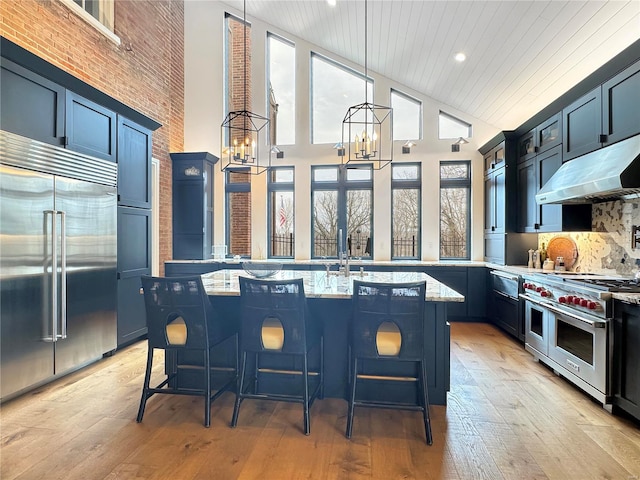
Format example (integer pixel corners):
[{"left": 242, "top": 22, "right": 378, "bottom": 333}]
[{"left": 176, "top": 269, "right": 463, "bottom": 406}]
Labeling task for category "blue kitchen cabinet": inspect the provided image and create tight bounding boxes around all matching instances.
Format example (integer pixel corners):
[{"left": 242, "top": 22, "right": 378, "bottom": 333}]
[{"left": 170, "top": 152, "right": 218, "bottom": 260}]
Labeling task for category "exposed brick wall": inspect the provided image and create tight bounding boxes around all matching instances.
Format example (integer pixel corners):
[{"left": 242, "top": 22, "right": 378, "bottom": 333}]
[{"left": 0, "top": 0, "right": 184, "bottom": 275}]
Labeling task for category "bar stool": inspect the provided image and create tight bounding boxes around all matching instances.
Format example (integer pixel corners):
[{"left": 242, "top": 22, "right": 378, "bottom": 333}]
[
  {"left": 346, "top": 280, "right": 432, "bottom": 445},
  {"left": 136, "top": 275, "right": 238, "bottom": 427},
  {"left": 231, "top": 277, "right": 323, "bottom": 435}
]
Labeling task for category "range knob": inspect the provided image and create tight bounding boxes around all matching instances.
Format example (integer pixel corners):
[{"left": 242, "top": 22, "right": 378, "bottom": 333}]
[
  {"left": 580, "top": 299, "right": 589, "bottom": 307},
  {"left": 573, "top": 297, "right": 582, "bottom": 305},
  {"left": 567, "top": 295, "right": 575, "bottom": 303},
  {"left": 587, "top": 301, "right": 598, "bottom": 310},
  {"left": 536, "top": 286, "right": 543, "bottom": 292},
  {"left": 559, "top": 296, "right": 567, "bottom": 303},
  {"left": 540, "top": 290, "right": 550, "bottom": 297}
]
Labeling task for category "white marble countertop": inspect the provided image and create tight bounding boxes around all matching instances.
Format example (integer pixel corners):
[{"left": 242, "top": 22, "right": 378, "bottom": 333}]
[
  {"left": 612, "top": 292, "right": 640, "bottom": 304},
  {"left": 201, "top": 269, "right": 465, "bottom": 302},
  {"left": 169, "top": 259, "right": 487, "bottom": 267}
]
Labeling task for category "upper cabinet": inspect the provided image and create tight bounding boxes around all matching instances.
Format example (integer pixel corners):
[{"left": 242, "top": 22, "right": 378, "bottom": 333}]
[
  {"left": 117, "top": 116, "right": 152, "bottom": 209},
  {"left": 562, "top": 87, "right": 603, "bottom": 161},
  {"left": 563, "top": 60, "right": 640, "bottom": 162},
  {"left": 518, "top": 114, "right": 562, "bottom": 163},
  {"left": 1, "top": 58, "right": 117, "bottom": 163},
  {"left": 484, "top": 142, "right": 507, "bottom": 235},
  {"left": 602, "top": 60, "right": 640, "bottom": 146},
  {"left": 65, "top": 91, "right": 116, "bottom": 162},
  {"left": 517, "top": 145, "right": 591, "bottom": 232},
  {"left": 1, "top": 58, "right": 64, "bottom": 146}
]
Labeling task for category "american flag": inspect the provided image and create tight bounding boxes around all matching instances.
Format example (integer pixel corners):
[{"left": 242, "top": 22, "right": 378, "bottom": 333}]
[{"left": 278, "top": 195, "right": 286, "bottom": 228}]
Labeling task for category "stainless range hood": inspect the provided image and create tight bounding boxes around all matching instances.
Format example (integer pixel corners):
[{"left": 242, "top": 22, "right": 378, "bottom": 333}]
[{"left": 536, "top": 135, "right": 640, "bottom": 204}]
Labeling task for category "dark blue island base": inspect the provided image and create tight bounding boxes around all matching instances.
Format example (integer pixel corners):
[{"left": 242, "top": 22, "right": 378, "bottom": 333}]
[{"left": 170, "top": 294, "right": 451, "bottom": 406}]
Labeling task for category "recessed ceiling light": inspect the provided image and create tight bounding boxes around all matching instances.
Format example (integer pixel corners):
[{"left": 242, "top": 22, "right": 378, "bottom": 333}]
[
  {"left": 327, "top": 0, "right": 337, "bottom": 6},
  {"left": 454, "top": 52, "right": 466, "bottom": 62}
]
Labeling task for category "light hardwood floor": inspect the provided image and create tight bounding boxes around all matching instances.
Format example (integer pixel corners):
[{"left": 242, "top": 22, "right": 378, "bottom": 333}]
[{"left": 1, "top": 322, "right": 639, "bottom": 479}]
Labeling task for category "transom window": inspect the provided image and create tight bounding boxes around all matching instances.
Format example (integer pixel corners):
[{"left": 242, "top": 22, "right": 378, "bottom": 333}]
[
  {"left": 391, "top": 90, "right": 422, "bottom": 141},
  {"left": 438, "top": 111, "right": 472, "bottom": 140},
  {"left": 311, "top": 165, "right": 373, "bottom": 259},
  {"left": 311, "top": 53, "right": 372, "bottom": 145},
  {"left": 267, "top": 33, "right": 295, "bottom": 146},
  {"left": 440, "top": 161, "right": 471, "bottom": 260}
]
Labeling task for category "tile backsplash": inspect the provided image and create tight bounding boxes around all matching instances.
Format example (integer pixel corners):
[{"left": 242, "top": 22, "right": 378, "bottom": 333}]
[{"left": 539, "top": 198, "right": 640, "bottom": 276}]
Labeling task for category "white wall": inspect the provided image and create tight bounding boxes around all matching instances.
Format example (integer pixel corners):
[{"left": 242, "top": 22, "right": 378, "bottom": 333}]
[{"left": 184, "top": 1, "right": 500, "bottom": 261}]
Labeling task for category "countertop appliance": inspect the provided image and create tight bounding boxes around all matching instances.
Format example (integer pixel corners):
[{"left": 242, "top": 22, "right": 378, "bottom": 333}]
[
  {"left": 0, "top": 130, "right": 117, "bottom": 401},
  {"left": 520, "top": 272, "right": 640, "bottom": 407}
]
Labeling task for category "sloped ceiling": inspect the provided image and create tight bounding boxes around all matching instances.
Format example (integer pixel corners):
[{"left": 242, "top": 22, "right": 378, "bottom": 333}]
[{"left": 220, "top": 0, "right": 640, "bottom": 131}]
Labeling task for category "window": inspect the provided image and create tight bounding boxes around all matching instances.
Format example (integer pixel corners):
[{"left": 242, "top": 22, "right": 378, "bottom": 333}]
[
  {"left": 60, "top": 0, "right": 117, "bottom": 40},
  {"left": 311, "top": 53, "right": 372, "bottom": 145},
  {"left": 392, "top": 163, "right": 421, "bottom": 259},
  {"left": 391, "top": 90, "right": 422, "bottom": 141},
  {"left": 439, "top": 111, "right": 472, "bottom": 139},
  {"left": 225, "top": 168, "right": 251, "bottom": 257},
  {"left": 225, "top": 14, "right": 251, "bottom": 126},
  {"left": 267, "top": 34, "right": 295, "bottom": 145},
  {"left": 311, "top": 165, "right": 373, "bottom": 258},
  {"left": 440, "top": 161, "right": 471, "bottom": 260},
  {"left": 268, "top": 167, "right": 294, "bottom": 258}
]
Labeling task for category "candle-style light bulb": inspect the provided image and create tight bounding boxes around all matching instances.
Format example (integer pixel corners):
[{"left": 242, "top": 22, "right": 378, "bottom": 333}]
[
  {"left": 354, "top": 134, "right": 360, "bottom": 153},
  {"left": 251, "top": 140, "right": 256, "bottom": 158},
  {"left": 372, "top": 131, "right": 377, "bottom": 152}
]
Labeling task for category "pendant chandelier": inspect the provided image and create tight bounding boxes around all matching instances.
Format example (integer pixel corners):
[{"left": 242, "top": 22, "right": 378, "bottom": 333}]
[
  {"left": 342, "top": 0, "right": 393, "bottom": 170},
  {"left": 221, "top": 0, "right": 270, "bottom": 175}
]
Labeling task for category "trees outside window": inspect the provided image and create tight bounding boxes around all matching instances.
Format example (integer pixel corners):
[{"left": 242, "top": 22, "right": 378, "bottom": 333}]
[
  {"left": 440, "top": 161, "right": 471, "bottom": 259},
  {"left": 268, "top": 167, "right": 294, "bottom": 257},
  {"left": 311, "top": 166, "right": 372, "bottom": 258},
  {"left": 392, "top": 164, "right": 421, "bottom": 259}
]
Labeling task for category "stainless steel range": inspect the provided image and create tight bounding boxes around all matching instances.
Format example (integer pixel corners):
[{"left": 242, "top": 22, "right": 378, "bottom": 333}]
[{"left": 520, "top": 273, "right": 640, "bottom": 407}]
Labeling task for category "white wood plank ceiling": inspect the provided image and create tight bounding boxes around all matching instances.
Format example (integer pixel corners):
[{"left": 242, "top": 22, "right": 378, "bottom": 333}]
[{"left": 219, "top": 0, "right": 640, "bottom": 131}]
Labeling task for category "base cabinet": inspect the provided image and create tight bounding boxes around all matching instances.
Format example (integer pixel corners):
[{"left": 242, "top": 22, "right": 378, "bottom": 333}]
[
  {"left": 117, "top": 206, "right": 151, "bottom": 347},
  {"left": 612, "top": 300, "right": 640, "bottom": 421}
]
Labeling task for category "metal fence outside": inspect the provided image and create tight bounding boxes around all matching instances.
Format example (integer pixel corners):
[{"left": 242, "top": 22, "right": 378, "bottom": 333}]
[
  {"left": 440, "top": 238, "right": 467, "bottom": 259},
  {"left": 393, "top": 236, "right": 417, "bottom": 257},
  {"left": 271, "top": 233, "right": 294, "bottom": 257}
]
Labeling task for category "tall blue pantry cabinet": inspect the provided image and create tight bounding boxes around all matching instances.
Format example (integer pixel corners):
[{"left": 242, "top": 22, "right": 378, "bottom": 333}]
[
  {"left": 170, "top": 152, "right": 218, "bottom": 260},
  {"left": 116, "top": 117, "right": 153, "bottom": 347}
]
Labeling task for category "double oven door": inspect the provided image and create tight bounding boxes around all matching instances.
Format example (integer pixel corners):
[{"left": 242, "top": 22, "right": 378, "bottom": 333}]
[{"left": 523, "top": 297, "right": 609, "bottom": 399}]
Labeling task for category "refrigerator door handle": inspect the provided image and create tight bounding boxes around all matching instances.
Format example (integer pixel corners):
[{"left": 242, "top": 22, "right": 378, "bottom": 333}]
[
  {"left": 58, "top": 210, "right": 67, "bottom": 340},
  {"left": 44, "top": 210, "right": 58, "bottom": 342}
]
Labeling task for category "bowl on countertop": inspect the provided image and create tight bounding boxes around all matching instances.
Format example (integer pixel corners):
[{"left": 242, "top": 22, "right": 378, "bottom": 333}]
[{"left": 241, "top": 261, "right": 283, "bottom": 278}]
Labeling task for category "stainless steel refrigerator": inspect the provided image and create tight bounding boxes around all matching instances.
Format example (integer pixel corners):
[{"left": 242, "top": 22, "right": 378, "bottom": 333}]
[{"left": 0, "top": 130, "right": 117, "bottom": 401}]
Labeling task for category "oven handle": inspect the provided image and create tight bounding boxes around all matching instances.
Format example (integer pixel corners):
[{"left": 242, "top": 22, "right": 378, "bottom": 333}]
[
  {"left": 520, "top": 293, "right": 606, "bottom": 329},
  {"left": 490, "top": 270, "right": 520, "bottom": 282},
  {"left": 495, "top": 289, "right": 518, "bottom": 301}
]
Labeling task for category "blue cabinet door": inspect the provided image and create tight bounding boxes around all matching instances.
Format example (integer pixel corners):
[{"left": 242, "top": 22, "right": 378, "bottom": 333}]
[
  {"left": 117, "top": 116, "right": 152, "bottom": 209},
  {"left": 117, "top": 206, "right": 151, "bottom": 347},
  {"left": 65, "top": 91, "right": 116, "bottom": 162},
  {"left": 1, "top": 58, "right": 65, "bottom": 146}
]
